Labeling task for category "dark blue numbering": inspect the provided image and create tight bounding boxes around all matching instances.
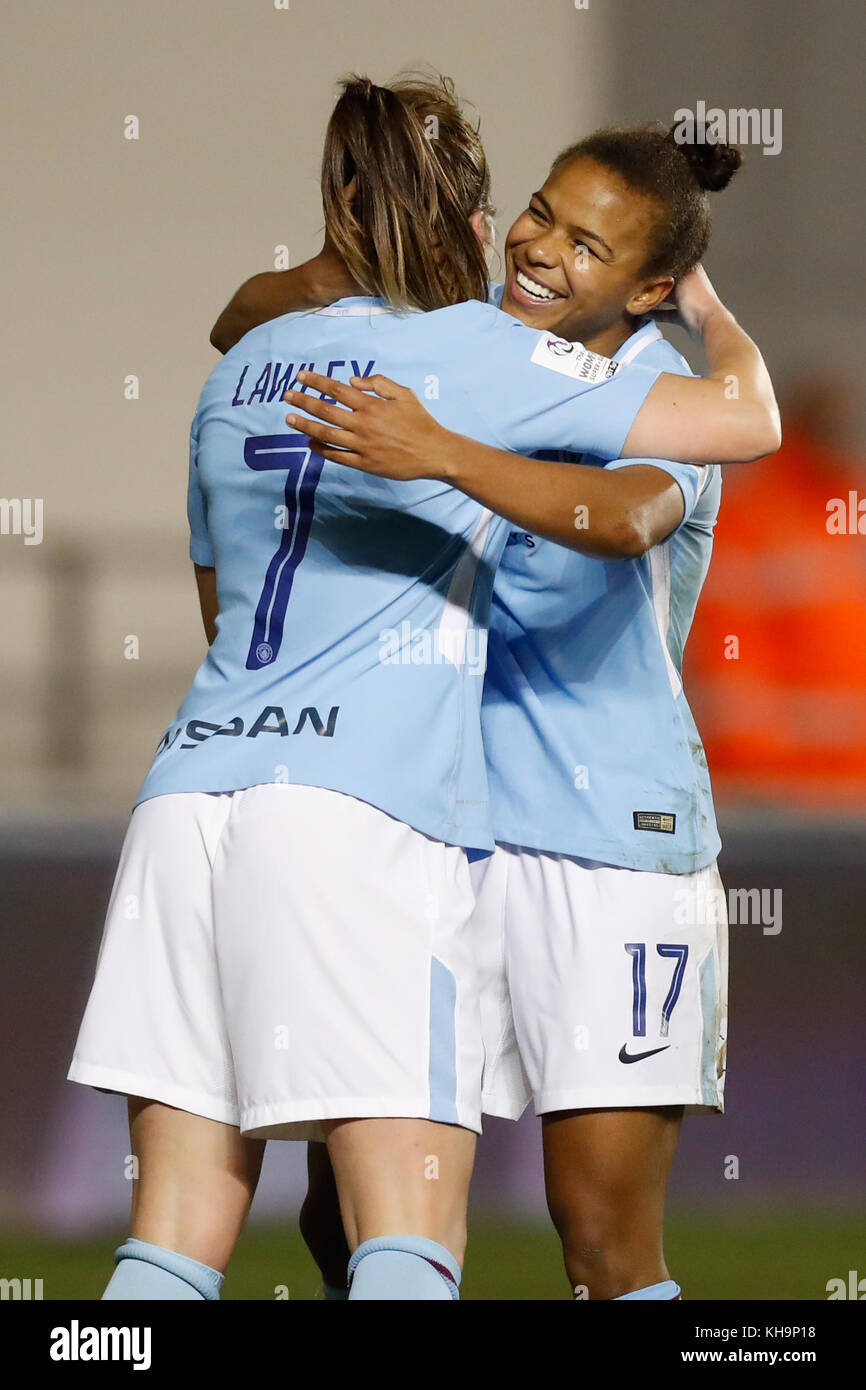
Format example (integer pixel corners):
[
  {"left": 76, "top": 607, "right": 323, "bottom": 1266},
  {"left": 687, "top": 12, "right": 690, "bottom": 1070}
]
[
  {"left": 624, "top": 942, "right": 689, "bottom": 1038},
  {"left": 244, "top": 433, "right": 324, "bottom": 670}
]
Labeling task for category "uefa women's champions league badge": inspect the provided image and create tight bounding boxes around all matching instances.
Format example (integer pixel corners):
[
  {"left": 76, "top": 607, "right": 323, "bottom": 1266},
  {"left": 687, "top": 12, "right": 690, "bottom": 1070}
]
[{"left": 530, "top": 333, "right": 620, "bottom": 383}]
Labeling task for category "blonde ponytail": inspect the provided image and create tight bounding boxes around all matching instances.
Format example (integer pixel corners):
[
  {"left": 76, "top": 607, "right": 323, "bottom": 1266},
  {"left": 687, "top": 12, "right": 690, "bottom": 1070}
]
[{"left": 321, "top": 74, "right": 492, "bottom": 311}]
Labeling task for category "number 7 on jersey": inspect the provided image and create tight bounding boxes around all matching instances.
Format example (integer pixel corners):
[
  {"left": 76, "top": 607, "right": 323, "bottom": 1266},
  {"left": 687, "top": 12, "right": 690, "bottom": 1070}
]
[{"left": 244, "top": 433, "right": 324, "bottom": 670}]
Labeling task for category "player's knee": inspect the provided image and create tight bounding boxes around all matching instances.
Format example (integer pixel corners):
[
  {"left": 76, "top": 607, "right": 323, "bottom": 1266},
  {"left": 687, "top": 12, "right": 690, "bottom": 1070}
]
[
  {"left": 557, "top": 1219, "right": 615, "bottom": 1278},
  {"left": 552, "top": 1200, "right": 669, "bottom": 1299},
  {"left": 548, "top": 1182, "right": 614, "bottom": 1246},
  {"left": 559, "top": 1239, "right": 625, "bottom": 1298},
  {"left": 548, "top": 1191, "right": 634, "bottom": 1292}
]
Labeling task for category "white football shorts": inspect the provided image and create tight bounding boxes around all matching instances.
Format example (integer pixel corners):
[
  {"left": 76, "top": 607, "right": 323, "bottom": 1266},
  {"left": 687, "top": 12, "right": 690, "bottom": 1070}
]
[
  {"left": 68, "top": 783, "right": 483, "bottom": 1138},
  {"left": 472, "top": 845, "right": 728, "bottom": 1119}
]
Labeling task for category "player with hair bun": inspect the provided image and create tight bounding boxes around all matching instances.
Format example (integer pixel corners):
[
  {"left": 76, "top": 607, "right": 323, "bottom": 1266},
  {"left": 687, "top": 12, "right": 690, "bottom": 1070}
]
[{"left": 283, "top": 119, "right": 756, "bottom": 1300}]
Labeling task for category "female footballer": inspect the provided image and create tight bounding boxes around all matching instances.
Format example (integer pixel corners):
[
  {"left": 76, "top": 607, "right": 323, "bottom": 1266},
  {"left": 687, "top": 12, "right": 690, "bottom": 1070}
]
[{"left": 235, "top": 123, "right": 758, "bottom": 1300}]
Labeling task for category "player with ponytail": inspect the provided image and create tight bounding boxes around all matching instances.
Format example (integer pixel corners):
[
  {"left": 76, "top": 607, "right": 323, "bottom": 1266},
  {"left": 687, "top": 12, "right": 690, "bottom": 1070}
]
[
  {"left": 211, "top": 74, "right": 494, "bottom": 350},
  {"left": 320, "top": 75, "right": 492, "bottom": 310}
]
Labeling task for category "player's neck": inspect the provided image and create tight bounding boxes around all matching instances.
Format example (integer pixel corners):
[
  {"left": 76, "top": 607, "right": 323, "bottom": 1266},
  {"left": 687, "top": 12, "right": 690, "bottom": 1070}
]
[{"left": 581, "top": 314, "right": 640, "bottom": 359}]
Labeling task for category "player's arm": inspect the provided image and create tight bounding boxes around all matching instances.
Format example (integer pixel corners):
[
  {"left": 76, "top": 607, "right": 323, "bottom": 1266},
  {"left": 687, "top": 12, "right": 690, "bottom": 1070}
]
[
  {"left": 194, "top": 564, "right": 218, "bottom": 644},
  {"left": 621, "top": 267, "right": 780, "bottom": 464},
  {"left": 285, "top": 372, "right": 689, "bottom": 558},
  {"left": 395, "top": 453, "right": 687, "bottom": 557},
  {"left": 209, "top": 241, "right": 360, "bottom": 354},
  {"left": 286, "top": 265, "right": 778, "bottom": 491},
  {"left": 435, "top": 455, "right": 688, "bottom": 558}
]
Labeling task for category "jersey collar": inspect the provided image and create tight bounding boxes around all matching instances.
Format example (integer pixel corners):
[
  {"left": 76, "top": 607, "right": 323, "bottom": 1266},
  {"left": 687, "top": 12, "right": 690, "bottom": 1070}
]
[
  {"left": 316, "top": 296, "right": 393, "bottom": 317},
  {"left": 615, "top": 317, "right": 663, "bottom": 364}
]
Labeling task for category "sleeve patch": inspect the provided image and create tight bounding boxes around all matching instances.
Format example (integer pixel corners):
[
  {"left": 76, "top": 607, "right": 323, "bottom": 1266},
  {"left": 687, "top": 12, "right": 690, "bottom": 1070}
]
[{"left": 530, "top": 333, "right": 620, "bottom": 384}]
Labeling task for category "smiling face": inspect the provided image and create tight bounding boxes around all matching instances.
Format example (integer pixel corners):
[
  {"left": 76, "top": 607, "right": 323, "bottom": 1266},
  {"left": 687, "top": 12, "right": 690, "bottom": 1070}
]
[{"left": 500, "top": 156, "right": 676, "bottom": 355}]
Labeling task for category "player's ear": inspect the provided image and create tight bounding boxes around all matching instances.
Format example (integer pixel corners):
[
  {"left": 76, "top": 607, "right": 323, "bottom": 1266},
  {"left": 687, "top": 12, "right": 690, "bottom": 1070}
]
[
  {"left": 627, "top": 276, "right": 674, "bottom": 316},
  {"left": 470, "top": 207, "right": 494, "bottom": 247}
]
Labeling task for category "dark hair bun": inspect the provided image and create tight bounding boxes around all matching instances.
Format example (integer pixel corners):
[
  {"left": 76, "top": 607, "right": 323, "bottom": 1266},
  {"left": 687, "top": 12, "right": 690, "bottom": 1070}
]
[{"left": 667, "top": 122, "right": 743, "bottom": 191}]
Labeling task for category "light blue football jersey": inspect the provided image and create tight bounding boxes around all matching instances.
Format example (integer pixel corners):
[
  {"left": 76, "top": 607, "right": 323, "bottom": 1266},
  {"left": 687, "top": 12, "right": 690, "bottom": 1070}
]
[
  {"left": 135, "top": 296, "right": 661, "bottom": 851},
  {"left": 482, "top": 317, "right": 722, "bottom": 872}
]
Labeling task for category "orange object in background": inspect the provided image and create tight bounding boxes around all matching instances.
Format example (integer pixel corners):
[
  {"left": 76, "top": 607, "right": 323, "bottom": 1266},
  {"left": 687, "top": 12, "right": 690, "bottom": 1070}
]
[{"left": 686, "top": 375, "right": 866, "bottom": 810}]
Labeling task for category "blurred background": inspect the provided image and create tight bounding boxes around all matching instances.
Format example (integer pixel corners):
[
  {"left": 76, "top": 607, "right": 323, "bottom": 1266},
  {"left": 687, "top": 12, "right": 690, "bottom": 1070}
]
[{"left": 1, "top": 0, "right": 864, "bottom": 1298}]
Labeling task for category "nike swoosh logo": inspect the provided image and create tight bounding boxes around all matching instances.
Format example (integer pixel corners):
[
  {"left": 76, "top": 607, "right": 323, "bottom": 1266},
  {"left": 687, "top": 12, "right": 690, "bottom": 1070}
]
[{"left": 618, "top": 1043, "right": 671, "bottom": 1064}]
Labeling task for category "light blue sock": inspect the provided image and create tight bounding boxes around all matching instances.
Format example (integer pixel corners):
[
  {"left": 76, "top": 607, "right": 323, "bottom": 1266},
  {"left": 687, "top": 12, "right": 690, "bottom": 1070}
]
[
  {"left": 613, "top": 1279, "right": 681, "bottom": 1300},
  {"left": 323, "top": 1280, "right": 349, "bottom": 1301},
  {"left": 348, "top": 1235, "right": 461, "bottom": 1301},
  {"left": 102, "top": 1238, "right": 224, "bottom": 1301}
]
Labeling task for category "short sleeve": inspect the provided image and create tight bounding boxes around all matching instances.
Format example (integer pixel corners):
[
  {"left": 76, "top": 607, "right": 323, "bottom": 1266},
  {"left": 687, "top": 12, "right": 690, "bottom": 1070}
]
[
  {"left": 475, "top": 318, "right": 662, "bottom": 462},
  {"left": 187, "top": 413, "right": 214, "bottom": 567},
  {"left": 604, "top": 455, "right": 705, "bottom": 530}
]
